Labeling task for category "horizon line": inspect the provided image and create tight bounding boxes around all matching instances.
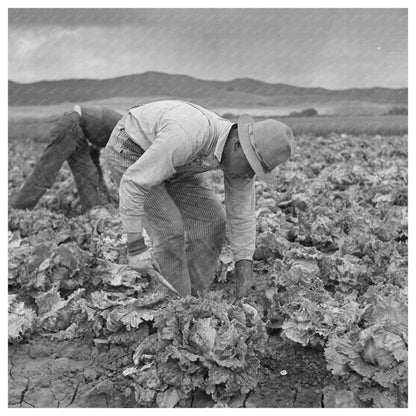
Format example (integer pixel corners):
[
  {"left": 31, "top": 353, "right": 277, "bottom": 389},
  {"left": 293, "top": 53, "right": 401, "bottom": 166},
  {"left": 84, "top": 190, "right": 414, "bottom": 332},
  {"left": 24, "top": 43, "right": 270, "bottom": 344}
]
[{"left": 8, "top": 70, "right": 408, "bottom": 92}]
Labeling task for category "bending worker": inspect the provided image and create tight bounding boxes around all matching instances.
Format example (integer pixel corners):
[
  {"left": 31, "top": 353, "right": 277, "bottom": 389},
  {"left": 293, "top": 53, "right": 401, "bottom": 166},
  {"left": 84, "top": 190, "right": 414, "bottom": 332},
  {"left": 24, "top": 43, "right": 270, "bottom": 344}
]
[
  {"left": 11, "top": 105, "right": 122, "bottom": 211},
  {"left": 106, "top": 100, "right": 294, "bottom": 298}
]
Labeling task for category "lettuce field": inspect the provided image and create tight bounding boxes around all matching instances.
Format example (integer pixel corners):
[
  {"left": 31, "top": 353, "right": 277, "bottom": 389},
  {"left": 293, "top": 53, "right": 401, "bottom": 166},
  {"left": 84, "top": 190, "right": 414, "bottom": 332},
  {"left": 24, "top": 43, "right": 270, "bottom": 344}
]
[{"left": 8, "top": 123, "right": 408, "bottom": 408}]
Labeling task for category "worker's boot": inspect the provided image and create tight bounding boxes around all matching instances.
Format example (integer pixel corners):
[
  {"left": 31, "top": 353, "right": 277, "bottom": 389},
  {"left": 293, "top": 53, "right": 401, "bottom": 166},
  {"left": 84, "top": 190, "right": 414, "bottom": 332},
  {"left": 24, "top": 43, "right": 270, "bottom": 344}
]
[{"left": 11, "top": 182, "right": 48, "bottom": 210}]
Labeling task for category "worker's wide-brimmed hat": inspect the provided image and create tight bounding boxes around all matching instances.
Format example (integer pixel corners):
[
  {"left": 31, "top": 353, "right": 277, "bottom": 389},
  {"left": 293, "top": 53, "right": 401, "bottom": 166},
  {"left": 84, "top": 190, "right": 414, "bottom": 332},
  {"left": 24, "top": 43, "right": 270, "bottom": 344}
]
[{"left": 238, "top": 114, "right": 295, "bottom": 183}]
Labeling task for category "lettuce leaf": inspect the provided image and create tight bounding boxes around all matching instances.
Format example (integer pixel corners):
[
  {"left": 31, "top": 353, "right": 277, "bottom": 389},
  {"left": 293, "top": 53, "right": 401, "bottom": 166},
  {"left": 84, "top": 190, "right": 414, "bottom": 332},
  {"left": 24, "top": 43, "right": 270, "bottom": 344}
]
[
  {"left": 125, "top": 293, "right": 267, "bottom": 406},
  {"left": 8, "top": 295, "right": 36, "bottom": 341}
]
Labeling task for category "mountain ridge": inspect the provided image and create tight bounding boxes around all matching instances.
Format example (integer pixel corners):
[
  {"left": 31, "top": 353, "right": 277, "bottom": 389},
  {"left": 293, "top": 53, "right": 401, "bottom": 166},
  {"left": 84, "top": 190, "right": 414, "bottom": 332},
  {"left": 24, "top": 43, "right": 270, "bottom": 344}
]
[{"left": 8, "top": 71, "right": 408, "bottom": 111}]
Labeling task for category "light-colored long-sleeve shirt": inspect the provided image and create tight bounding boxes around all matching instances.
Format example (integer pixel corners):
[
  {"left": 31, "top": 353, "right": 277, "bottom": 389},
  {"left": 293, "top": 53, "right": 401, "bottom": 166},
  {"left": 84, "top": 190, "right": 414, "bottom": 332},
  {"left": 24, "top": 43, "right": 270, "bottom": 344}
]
[{"left": 120, "top": 100, "right": 256, "bottom": 261}]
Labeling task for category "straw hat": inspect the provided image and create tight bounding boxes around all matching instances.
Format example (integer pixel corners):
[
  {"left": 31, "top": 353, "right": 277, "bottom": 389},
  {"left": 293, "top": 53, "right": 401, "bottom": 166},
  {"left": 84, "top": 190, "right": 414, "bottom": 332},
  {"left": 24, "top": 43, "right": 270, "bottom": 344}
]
[{"left": 238, "top": 114, "right": 294, "bottom": 183}]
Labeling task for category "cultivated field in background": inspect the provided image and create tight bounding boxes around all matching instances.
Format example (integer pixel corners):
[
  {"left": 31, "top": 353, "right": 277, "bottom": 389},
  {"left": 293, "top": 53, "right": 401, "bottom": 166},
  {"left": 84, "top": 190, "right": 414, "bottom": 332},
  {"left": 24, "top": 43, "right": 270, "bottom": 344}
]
[
  {"left": 229, "top": 115, "right": 408, "bottom": 137},
  {"left": 8, "top": 102, "right": 408, "bottom": 139}
]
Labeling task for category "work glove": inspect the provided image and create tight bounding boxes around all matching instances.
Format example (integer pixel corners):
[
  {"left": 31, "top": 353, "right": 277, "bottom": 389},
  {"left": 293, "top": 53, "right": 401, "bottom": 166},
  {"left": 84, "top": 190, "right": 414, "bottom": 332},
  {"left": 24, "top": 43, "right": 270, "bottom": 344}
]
[
  {"left": 128, "top": 248, "right": 161, "bottom": 276},
  {"left": 89, "top": 205, "right": 111, "bottom": 220},
  {"left": 127, "top": 237, "right": 182, "bottom": 296},
  {"left": 128, "top": 248, "right": 182, "bottom": 296},
  {"left": 235, "top": 259, "right": 255, "bottom": 298}
]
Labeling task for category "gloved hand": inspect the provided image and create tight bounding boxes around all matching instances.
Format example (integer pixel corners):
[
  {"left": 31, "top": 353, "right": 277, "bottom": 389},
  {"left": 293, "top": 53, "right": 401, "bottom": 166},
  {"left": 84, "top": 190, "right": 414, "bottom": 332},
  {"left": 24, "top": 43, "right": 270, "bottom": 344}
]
[
  {"left": 128, "top": 248, "right": 161, "bottom": 276},
  {"left": 88, "top": 205, "right": 111, "bottom": 220},
  {"left": 235, "top": 259, "right": 254, "bottom": 298},
  {"left": 128, "top": 248, "right": 181, "bottom": 296}
]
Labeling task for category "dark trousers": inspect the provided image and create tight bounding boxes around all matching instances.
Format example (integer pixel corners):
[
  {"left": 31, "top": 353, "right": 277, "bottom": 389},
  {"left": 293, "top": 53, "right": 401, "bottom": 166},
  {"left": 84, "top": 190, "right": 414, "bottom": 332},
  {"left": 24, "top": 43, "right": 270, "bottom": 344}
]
[{"left": 11, "top": 112, "right": 102, "bottom": 211}]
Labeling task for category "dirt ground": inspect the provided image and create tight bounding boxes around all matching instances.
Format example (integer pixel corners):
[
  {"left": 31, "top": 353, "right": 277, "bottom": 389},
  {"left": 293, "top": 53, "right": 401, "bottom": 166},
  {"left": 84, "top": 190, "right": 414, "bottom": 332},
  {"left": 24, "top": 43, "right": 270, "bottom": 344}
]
[
  {"left": 9, "top": 331, "right": 333, "bottom": 408},
  {"left": 8, "top": 260, "right": 335, "bottom": 408}
]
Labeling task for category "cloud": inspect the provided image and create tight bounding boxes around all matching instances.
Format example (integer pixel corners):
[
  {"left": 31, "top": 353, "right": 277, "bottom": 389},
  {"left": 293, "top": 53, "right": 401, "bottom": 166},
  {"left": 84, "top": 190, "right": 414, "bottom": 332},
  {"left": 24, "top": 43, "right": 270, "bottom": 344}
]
[
  {"left": 8, "top": 8, "right": 150, "bottom": 27},
  {"left": 8, "top": 8, "right": 408, "bottom": 88}
]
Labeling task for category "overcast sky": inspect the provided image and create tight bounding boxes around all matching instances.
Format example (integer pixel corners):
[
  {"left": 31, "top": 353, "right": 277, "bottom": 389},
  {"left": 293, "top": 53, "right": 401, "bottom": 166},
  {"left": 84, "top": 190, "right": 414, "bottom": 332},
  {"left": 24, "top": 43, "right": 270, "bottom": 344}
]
[{"left": 8, "top": 8, "right": 408, "bottom": 89}]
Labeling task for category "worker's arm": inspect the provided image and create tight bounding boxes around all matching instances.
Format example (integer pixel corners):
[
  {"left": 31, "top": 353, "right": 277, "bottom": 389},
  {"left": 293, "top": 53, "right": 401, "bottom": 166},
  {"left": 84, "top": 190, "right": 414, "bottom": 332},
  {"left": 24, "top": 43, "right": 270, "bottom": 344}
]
[
  {"left": 224, "top": 172, "right": 256, "bottom": 297},
  {"left": 224, "top": 173, "right": 256, "bottom": 261}
]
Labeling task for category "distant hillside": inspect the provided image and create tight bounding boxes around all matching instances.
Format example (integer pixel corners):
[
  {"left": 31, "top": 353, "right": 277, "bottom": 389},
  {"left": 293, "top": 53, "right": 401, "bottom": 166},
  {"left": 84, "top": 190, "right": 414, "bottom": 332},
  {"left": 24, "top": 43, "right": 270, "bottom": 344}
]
[{"left": 8, "top": 71, "right": 408, "bottom": 115}]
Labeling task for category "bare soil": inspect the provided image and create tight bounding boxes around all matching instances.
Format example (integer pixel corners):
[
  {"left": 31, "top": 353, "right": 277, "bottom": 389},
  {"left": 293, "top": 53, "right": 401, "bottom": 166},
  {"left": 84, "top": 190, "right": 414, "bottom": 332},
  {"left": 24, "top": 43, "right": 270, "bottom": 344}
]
[
  {"left": 9, "top": 259, "right": 335, "bottom": 408},
  {"left": 9, "top": 331, "right": 334, "bottom": 408}
]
